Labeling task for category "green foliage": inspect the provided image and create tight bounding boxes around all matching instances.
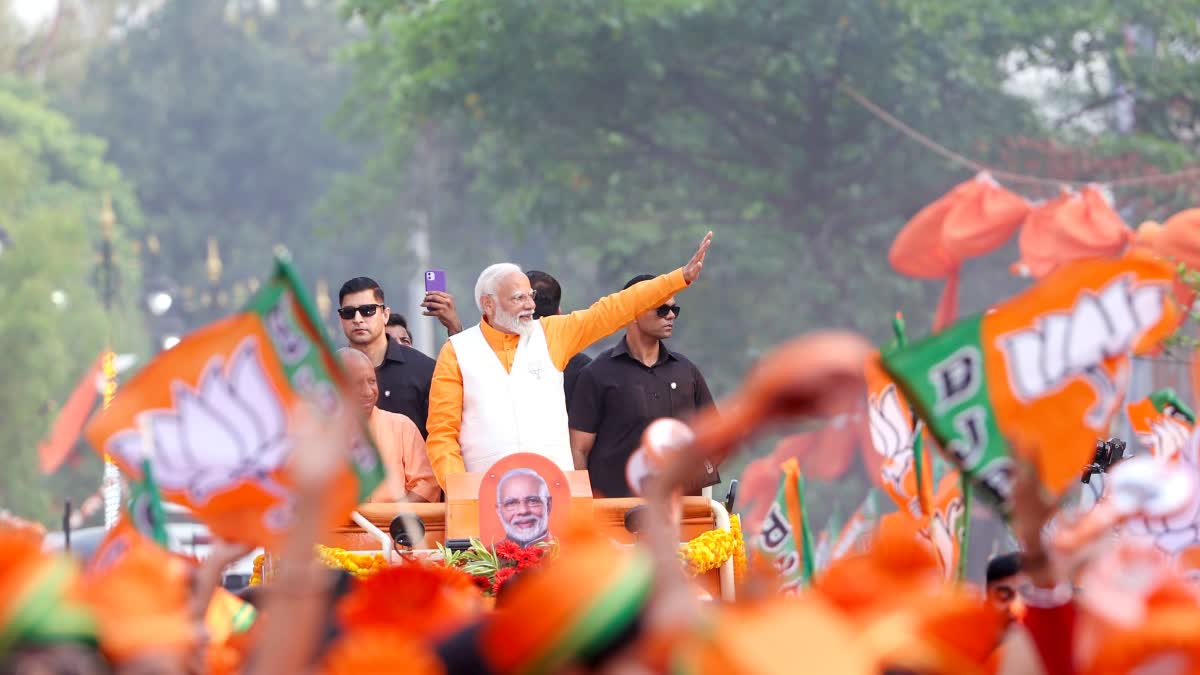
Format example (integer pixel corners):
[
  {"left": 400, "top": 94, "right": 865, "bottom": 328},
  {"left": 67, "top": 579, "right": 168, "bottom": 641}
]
[
  {"left": 333, "top": 0, "right": 1200, "bottom": 504},
  {"left": 0, "top": 76, "right": 144, "bottom": 519},
  {"left": 64, "top": 0, "right": 364, "bottom": 334},
  {"left": 334, "top": 0, "right": 1040, "bottom": 388}
]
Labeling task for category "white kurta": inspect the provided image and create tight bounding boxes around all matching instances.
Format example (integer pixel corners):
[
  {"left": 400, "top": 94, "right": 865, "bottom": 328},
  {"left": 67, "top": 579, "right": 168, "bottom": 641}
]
[{"left": 449, "top": 321, "right": 573, "bottom": 473}]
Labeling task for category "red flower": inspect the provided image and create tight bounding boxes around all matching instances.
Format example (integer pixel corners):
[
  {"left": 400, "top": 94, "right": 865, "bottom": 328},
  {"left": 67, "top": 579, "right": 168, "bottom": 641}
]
[
  {"left": 471, "top": 574, "right": 491, "bottom": 592},
  {"left": 494, "top": 540, "right": 522, "bottom": 561},
  {"left": 492, "top": 567, "right": 518, "bottom": 594},
  {"left": 514, "top": 547, "right": 544, "bottom": 570}
]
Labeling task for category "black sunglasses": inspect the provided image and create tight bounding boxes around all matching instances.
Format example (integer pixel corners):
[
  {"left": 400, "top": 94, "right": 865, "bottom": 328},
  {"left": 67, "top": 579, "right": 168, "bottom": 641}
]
[
  {"left": 337, "top": 304, "right": 385, "bottom": 320},
  {"left": 655, "top": 304, "right": 681, "bottom": 318}
]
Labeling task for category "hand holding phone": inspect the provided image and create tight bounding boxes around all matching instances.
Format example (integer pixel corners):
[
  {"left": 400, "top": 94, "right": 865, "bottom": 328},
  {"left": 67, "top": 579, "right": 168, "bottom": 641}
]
[
  {"left": 424, "top": 270, "right": 447, "bottom": 293},
  {"left": 422, "top": 270, "right": 462, "bottom": 335}
]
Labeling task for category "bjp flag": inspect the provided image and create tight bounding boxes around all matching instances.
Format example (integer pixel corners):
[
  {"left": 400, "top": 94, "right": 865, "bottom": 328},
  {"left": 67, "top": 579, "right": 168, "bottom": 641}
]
[
  {"left": 85, "top": 255, "right": 384, "bottom": 547},
  {"left": 879, "top": 472, "right": 966, "bottom": 582},
  {"left": 755, "top": 458, "right": 816, "bottom": 594},
  {"left": 882, "top": 254, "right": 1180, "bottom": 514},
  {"left": 1127, "top": 389, "right": 1195, "bottom": 462},
  {"left": 863, "top": 355, "right": 933, "bottom": 517}
]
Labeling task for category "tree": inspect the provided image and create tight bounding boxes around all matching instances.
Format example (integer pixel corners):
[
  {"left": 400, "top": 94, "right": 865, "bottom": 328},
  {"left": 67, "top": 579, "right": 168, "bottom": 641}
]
[
  {"left": 0, "top": 76, "right": 145, "bottom": 519},
  {"left": 335, "top": 0, "right": 1044, "bottom": 384},
  {"left": 64, "top": 0, "right": 364, "bottom": 341},
  {"left": 333, "top": 0, "right": 1200, "bottom": 514}
]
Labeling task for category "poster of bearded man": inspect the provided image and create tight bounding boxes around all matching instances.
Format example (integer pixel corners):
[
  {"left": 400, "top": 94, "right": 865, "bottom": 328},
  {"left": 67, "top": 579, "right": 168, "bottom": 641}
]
[{"left": 478, "top": 453, "right": 572, "bottom": 548}]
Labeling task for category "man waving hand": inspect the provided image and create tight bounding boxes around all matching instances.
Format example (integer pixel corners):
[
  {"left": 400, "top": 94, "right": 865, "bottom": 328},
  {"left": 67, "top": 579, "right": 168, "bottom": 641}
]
[{"left": 425, "top": 232, "right": 714, "bottom": 488}]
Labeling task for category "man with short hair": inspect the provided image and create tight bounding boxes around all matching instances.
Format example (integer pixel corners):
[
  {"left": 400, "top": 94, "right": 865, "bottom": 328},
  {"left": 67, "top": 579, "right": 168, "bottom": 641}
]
[
  {"left": 526, "top": 270, "right": 592, "bottom": 407},
  {"left": 986, "top": 552, "right": 1026, "bottom": 627},
  {"left": 568, "top": 275, "right": 719, "bottom": 497},
  {"left": 495, "top": 468, "right": 551, "bottom": 547},
  {"left": 337, "top": 348, "right": 439, "bottom": 502},
  {"left": 337, "top": 277, "right": 436, "bottom": 438},
  {"left": 426, "top": 232, "right": 713, "bottom": 488},
  {"left": 385, "top": 314, "right": 413, "bottom": 347}
]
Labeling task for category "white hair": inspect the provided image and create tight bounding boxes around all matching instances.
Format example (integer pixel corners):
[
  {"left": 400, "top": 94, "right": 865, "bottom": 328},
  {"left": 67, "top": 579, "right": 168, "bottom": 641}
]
[
  {"left": 336, "top": 347, "right": 372, "bottom": 369},
  {"left": 474, "top": 262, "right": 523, "bottom": 313},
  {"left": 496, "top": 468, "right": 550, "bottom": 502}
]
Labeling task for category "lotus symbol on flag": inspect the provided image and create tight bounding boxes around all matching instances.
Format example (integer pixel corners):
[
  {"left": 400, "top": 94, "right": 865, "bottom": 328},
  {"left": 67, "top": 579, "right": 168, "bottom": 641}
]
[
  {"left": 1117, "top": 434, "right": 1200, "bottom": 554},
  {"left": 868, "top": 384, "right": 914, "bottom": 501},
  {"left": 924, "top": 497, "right": 965, "bottom": 581},
  {"left": 1136, "top": 416, "right": 1190, "bottom": 462},
  {"left": 106, "top": 338, "right": 291, "bottom": 504}
]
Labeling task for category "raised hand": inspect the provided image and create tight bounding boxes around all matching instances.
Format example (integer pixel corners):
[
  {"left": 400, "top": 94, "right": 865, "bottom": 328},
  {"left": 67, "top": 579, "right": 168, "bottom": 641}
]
[{"left": 682, "top": 231, "right": 713, "bottom": 284}]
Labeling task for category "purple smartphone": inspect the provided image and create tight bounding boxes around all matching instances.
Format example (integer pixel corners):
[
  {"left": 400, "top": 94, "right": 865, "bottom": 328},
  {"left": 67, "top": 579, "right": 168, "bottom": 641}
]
[{"left": 424, "top": 269, "right": 447, "bottom": 293}]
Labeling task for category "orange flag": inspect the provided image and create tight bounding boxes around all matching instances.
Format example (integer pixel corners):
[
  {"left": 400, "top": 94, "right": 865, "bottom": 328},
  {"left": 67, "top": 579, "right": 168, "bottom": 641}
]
[
  {"left": 883, "top": 254, "right": 1180, "bottom": 514},
  {"left": 83, "top": 516, "right": 196, "bottom": 664},
  {"left": 863, "top": 355, "right": 933, "bottom": 516},
  {"left": 84, "top": 256, "right": 384, "bottom": 547},
  {"left": 880, "top": 472, "right": 965, "bottom": 581},
  {"left": 39, "top": 353, "right": 104, "bottom": 474}
]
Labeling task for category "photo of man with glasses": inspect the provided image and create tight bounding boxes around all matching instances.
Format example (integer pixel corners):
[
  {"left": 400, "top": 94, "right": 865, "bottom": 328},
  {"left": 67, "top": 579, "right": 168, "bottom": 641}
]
[{"left": 495, "top": 468, "right": 552, "bottom": 547}]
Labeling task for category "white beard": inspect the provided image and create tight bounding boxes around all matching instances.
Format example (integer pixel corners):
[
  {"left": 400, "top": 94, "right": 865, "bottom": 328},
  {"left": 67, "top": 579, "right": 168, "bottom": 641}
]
[
  {"left": 503, "top": 513, "right": 548, "bottom": 545},
  {"left": 493, "top": 307, "right": 535, "bottom": 337}
]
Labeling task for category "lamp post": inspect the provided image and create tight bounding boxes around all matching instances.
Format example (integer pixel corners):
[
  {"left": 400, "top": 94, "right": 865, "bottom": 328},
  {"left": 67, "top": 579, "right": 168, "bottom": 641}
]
[{"left": 97, "top": 194, "right": 122, "bottom": 531}]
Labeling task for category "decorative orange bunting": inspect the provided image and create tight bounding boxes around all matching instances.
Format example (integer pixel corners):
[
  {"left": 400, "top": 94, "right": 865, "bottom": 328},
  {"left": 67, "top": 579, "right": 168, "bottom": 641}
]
[
  {"left": 1012, "top": 186, "right": 1131, "bottom": 279},
  {"left": 890, "top": 173, "right": 1030, "bottom": 330}
]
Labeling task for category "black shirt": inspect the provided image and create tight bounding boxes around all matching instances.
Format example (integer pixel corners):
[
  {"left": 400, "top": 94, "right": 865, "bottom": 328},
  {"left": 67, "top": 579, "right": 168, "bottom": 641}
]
[
  {"left": 374, "top": 340, "right": 437, "bottom": 438},
  {"left": 563, "top": 352, "right": 592, "bottom": 413},
  {"left": 569, "top": 337, "right": 719, "bottom": 497}
]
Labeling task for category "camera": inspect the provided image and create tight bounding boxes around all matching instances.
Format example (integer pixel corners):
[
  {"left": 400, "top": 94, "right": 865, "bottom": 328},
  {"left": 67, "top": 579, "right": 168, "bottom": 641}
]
[{"left": 1081, "top": 437, "right": 1126, "bottom": 484}]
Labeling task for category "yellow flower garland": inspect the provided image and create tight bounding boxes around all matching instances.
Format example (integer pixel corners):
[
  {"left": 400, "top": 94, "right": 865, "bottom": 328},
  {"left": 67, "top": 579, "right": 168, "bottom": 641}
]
[
  {"left": 680, "top": 514, "right": 748, "bottom": 577},
  {"left": 250, "top": 553, "right": 265, "bottom": 586},
  {"left": 315, "top": 545, "right": 388, "bottom": 578},
  {"left": 729, "top": 514, "right": 748, "bottom": 581},
  {"left": 248, "top": 547, "right": 389, "bottom": 586}
]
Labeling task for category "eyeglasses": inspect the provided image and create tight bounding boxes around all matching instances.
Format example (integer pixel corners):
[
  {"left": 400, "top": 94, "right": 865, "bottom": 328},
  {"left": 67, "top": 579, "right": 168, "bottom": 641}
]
[
  {"left": 500, "top": 496, "right": 547, "bottom": 511},
  {"left": 655, "top": 304, "right": 681, "bottom": 318},
  {"left": 500, "top": 289, "right": 538, "bottom": 305},
  {"left": 337, "top": 304, "right": 385, "bottom": 320}
]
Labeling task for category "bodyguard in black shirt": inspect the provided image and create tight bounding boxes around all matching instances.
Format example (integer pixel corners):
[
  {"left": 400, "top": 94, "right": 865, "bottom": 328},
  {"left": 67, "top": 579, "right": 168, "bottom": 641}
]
[
  {"left": 569, "top": 274, "right": 719, "bottom": 497},
  {"left": 526, "top": 270, "right": 592, "bottom": 408},
  {"left": 337, "top": 277, "right": 437, "bottom": 438}
]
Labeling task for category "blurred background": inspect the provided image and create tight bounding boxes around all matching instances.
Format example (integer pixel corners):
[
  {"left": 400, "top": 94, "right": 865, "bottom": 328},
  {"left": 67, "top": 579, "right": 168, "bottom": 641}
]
[{"left": 3, "top": 0, "right": 1199, "bottom": 577}]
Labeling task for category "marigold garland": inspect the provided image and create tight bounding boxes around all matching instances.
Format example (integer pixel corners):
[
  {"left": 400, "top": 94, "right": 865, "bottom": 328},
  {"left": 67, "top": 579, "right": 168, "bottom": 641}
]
[
  {"left": 680, "top": 518, "right": 747, "bottom": 576},
  {"left": 730, "top": 514, "right": 748, "bottom": 581},
  {"left": 316, "top": 545, "right": 388, "bottom": 578},
  {"left": 249, "top": 554, "right": 265, "bottom": 586},
  {"left": 248, "top": 547, "right": 388, "bottom": 586}
]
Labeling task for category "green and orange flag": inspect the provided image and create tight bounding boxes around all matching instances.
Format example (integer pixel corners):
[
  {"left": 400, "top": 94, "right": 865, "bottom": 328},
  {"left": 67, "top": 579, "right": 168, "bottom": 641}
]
[
  {"left": 881, "top": 254, "right": 1180, "bottom": 514},
  {"left": 85, "top": 254, "right": 384, "bottom": 547},
  {"left": 1126, "top": 389, "right": 1195, "bottom": 462},
  {"left": 755, "top": 458, "right": 816, "bottom": 594}
]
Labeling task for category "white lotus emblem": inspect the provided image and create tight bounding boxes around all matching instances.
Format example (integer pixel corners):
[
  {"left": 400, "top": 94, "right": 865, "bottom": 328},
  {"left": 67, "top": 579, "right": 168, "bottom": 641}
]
[
  {"left": 923, "top": 497, "right": 964, "bottom": 581},
  {"left": 1136, "top": 415, "right": 1190, "bottom": 462},
  {"left": 1119, "top": 428, "right": 1200, "bottom": 554},
  {"left": 868, "top": 384, "right": 916, "bottom": 510},
  {"left": 106, "top": 338, "right": 291, "bottom": 504}
]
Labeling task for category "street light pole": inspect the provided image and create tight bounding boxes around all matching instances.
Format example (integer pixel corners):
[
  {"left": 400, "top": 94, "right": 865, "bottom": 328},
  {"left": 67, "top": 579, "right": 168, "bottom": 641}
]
[{"left": 97, "top": 194, "right": 122, "bottom": 531}]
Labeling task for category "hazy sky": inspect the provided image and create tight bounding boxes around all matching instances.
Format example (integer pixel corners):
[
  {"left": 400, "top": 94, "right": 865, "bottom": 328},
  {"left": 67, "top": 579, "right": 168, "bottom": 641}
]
[{"left": 11, "top": 0, "right": 57, "bottom": 26}]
